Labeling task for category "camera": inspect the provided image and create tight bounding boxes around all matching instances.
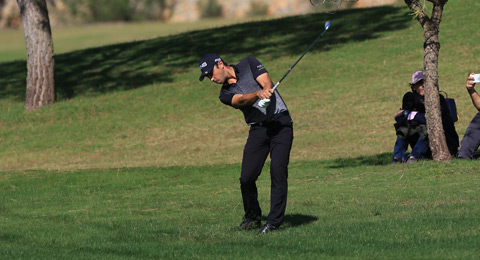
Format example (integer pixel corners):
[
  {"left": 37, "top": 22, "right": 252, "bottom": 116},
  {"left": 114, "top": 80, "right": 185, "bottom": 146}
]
[{"left": 472, "top": 74, "right": 480, "bottom": 83}]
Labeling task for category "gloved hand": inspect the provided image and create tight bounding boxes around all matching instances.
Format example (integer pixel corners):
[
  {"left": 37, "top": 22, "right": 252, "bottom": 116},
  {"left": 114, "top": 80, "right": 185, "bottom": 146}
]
[{"left": 258, "top": 98, "right": 270, "bottom": 108}]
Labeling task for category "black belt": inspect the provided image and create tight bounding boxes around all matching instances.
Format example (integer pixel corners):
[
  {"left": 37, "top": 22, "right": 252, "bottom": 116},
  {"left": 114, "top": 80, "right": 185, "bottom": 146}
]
[{"left": 252, "top": 111, "right": 290, "bottom": 126}]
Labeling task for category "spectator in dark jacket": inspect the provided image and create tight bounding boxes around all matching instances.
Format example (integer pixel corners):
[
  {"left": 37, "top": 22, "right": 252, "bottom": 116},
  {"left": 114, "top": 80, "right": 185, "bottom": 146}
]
[{"left": 392, "top": 70, "right": 459, "bottom": 163}]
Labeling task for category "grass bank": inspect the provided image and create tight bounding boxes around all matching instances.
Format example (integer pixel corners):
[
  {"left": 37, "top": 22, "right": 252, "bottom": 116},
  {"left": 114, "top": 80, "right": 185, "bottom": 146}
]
[{"left": 3, "top": 2, "right": 480, "bottom": 171}]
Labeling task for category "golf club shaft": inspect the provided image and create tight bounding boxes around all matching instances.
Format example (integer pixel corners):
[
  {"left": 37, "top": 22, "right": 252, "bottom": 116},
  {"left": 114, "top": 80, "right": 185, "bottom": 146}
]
[{"left": 272, "top": 22, "right": 331, "bottom": 91}]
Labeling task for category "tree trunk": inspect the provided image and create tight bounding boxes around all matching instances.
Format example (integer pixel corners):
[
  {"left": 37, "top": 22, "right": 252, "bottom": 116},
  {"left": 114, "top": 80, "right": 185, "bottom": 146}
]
[
  {"left": 405, "top": 0, "right": 451, "bottom": 161},
  {"left": 17, "top": 0, "right": 55, "bottom": 111},
  {"left": 424, "top": 41, "right": 451, "bottom": 161}
]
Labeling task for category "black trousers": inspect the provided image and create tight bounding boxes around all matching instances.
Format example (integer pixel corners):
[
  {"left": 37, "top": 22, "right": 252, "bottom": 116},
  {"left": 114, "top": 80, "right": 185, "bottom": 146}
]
[{"left": 240, "top": 114, "right": 293, "bottom": 227}]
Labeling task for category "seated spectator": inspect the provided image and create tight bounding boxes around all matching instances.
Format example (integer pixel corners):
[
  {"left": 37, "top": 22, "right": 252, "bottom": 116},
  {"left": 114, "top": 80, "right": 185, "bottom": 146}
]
[
  {"left": 392, "top": 70, "right": 459, "bottom": 163},
  {"left": 457, "top": 73, "right": 480, "bottom": 159}
]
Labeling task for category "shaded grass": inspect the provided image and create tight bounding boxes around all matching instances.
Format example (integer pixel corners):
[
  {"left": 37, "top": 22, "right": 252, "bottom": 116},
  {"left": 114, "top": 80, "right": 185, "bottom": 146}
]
[
  {"left": 0, "top": 17, "right": 271, "bottom": 63},
  {"left": 0, "top": 5, "right": 411, "bottom": 101},
  {"left": 1, "top": 159, "right": 479, "bottom": 259}
]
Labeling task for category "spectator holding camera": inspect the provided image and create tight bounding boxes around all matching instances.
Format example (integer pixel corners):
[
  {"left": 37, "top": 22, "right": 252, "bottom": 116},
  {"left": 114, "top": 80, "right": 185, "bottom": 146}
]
[
  {"left": 457, "top": 73, "right": 480, "bottom": 159},
  {"left": 392, "top": 70, "right": 459, "bottom": 163}
]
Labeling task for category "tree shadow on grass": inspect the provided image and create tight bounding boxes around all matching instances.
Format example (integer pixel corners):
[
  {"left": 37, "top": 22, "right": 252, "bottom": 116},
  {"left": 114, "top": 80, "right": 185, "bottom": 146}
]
[
  {"left": 0, "top": 5, "right": 411, "bottom": 102},
  {"left": 327, "top": 152, "right": 393, "bottom": 168}
]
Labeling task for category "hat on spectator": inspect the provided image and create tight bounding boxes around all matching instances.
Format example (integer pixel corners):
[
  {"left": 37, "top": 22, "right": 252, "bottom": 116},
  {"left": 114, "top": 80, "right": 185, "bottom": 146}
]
[{"left": 411, "top": 70, "right": 424, "bottom": 85}]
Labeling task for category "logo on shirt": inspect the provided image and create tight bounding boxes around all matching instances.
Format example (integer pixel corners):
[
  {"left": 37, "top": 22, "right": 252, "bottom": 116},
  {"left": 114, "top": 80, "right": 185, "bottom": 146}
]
[{"left": 257, "top": 64, "right": 265, "bottom": 71}]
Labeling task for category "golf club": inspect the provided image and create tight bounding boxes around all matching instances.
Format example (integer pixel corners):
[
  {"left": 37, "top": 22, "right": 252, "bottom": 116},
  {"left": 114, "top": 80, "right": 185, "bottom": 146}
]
[
  {"left": 272, "top": 21, "right": 331, "bottom": 91},
  {"left": 258, "top": 21, "right": 331, "bottom": 108}
]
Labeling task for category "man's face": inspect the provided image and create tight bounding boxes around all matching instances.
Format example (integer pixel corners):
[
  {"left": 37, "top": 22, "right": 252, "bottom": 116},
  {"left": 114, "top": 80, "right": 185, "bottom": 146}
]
[
  {"left": 206, "top": 61, "right": 227, "bottom": 84},
  {"left": 412, "top": 80, "right": 424, "bottom": 96}
]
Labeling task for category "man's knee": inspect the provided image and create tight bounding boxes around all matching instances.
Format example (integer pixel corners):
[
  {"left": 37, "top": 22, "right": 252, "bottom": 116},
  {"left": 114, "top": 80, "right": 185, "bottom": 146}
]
[{"left": 239, "top": 176, "right": 257, "bottom": 186}]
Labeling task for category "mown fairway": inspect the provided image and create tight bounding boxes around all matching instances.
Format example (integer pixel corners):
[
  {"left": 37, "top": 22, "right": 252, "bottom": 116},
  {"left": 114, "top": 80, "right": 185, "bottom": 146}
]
[
  {"left": 1, "top": 1, "right": 480, "bottom": 259},
  {"left": 2, "top": 160, "right": 480, "bottom": 259}
]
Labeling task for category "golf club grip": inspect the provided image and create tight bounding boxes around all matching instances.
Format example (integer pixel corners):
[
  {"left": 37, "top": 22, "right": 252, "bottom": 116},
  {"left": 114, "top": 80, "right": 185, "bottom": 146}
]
[{"left": 272, "top": 81, "right": 281, "bottom": 91}]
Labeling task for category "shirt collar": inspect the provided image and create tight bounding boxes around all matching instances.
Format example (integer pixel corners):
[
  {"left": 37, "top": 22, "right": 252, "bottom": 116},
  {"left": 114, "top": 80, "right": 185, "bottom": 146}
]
[
  {"left": 232, "top": 64, "right": 240, "bottom": 79},
  {"left": 223, "top": 65, "right": 240, "bottom": 87}
]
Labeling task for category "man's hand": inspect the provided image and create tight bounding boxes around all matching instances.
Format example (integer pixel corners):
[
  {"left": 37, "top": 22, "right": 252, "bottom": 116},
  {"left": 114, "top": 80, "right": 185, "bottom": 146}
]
[
  {"left": 259, "top": 99, "right": 270, "bottom": 108},
  {"left": 394, "top": 109, "right": 404, "bottom": 119},
  {"left": 465, "top": 72, "right": 480, "bottom": 111},
  {"left": 467, "top": 73, "right": 476, "bottom": 90},
  {"left": 256, "top": 88, "right": 273, "bottom": 108},
  {"left": 256, "top": 88, "right": 273, "bottom": 100}
]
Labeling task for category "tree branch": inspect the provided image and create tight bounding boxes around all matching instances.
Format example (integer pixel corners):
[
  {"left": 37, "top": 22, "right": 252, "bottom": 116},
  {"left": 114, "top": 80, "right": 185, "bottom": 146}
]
[
  {"left": 431, "top": 0, "right": 447, "bottom": 27},
  {"left": 404, "top": 0, "right": 430, "bottom": 28}
]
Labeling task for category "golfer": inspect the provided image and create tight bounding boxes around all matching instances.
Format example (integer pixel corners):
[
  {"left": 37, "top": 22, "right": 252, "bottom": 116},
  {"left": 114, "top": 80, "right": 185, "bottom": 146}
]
[{"left": 198, "top": 53, "right": 293, "bottom": 235}]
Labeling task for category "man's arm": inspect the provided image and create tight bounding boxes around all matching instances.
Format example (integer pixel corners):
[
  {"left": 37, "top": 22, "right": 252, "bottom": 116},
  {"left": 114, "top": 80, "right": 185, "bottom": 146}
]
[
  {"left": 256, "top": 73, "right": 274, "bottom": 91},
  {"left": 231, "top": 73, "right": 274, "bottom": 108},
  {"left": 466, "top": 73, "right": 480, "bottom": 111}
]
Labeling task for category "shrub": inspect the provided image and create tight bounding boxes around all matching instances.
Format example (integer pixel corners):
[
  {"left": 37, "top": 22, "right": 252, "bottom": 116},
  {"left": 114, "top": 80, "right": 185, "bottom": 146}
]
[
  {"left": 249, "top": 0, "right": 269, "bottom": 16},
  {"left": 198, "top": 0, "right": 222, "bottom": 18}
]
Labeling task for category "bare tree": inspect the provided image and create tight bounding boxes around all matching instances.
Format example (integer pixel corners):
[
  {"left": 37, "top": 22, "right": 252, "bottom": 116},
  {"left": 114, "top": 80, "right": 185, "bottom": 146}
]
[
  {"left": 405, "top": 0, "right": 451, "bottom": 161},
  {"left": 17, "top": 0, "right": 55, "bottom": 111}
]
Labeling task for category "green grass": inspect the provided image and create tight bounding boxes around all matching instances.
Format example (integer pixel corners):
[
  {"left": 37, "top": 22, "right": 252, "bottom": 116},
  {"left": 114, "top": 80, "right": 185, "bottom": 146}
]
[
  {"left": 1, "top": 159, "right": 479, "bottom": 259},
  {"left": 1, "top": 1, "right": 480, "bottom": 259},
  {"left": 0, "top": 17, "right": 270, "bottom": 63},
  {"left": 1, "top": 1, "right": 480, "bottom": 170}
]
